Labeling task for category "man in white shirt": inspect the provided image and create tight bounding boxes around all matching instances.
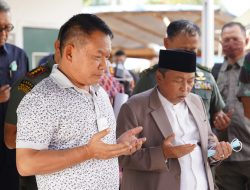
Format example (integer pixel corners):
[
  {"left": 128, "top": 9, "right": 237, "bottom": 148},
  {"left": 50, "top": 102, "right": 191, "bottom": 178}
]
[
  {"left": 112, "top": 50, "right": 134, "bottom": 95},
  {"left": 117, "top": 49, "right": 232, "bottom": 190},
  {"left": 15, "top": 14, "right": 145, "bottom": 190}
]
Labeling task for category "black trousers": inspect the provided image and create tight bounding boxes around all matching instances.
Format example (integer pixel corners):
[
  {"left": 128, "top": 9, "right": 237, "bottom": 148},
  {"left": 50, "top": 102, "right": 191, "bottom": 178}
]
[
  {"left": 19, "top": 176, "right": 37, "bottom": 190},
  {"left": 215, "top": 161, "right": 250, "bottom": 190},
  {"left": 0, "top": 143, "right": 19, "bottom": 190}
]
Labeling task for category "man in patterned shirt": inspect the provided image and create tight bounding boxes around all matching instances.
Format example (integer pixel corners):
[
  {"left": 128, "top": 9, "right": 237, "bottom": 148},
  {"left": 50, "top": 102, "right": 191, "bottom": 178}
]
[
  {"left": 16, "top": 14, "right": 145, "bottom": 190},
  {"left": 100, "top": 73, "right": 124, "bottom": 105}
]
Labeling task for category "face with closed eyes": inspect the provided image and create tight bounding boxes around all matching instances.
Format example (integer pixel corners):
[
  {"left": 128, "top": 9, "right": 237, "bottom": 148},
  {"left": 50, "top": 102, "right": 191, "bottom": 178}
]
[
  {"left": 156, "top": 69, "right": 195, "bottom": 104},
  {"left": 59, "top": 30, "right": 111, "bottom": 89},
  {"left": 221, "top": 25, "right": 248, "bottom": 61}
]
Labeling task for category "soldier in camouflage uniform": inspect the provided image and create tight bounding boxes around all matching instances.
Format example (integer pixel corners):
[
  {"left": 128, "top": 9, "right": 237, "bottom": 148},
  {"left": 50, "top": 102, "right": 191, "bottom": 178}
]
[
  {"left": 214, "top": 22, "right": 250, "bottom": 190},
  {"left": 4, "top": 41, "right": 59, "bottom": 189},
  {"left": 237, "top": 51, "right": 250, "bottom": 120},
  {"left": 133, "top": 20, "right": 228, "bottom": 125}
]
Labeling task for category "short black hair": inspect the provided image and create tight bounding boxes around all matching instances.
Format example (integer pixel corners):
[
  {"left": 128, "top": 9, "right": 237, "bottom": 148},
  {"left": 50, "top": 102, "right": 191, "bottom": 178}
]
[
  {"left": 158, "top": 68, "right": 168, "bottom": 76},
  {"left": 59, "top": 13, "right": 113, "bottom": 53},
  {"left": 0, "top": 0, "right": 10, "bottom": 12},
  {"left": 221, "top": 22, "right": 246, "bottom": 37},
  {"left": 114, "top": 50, "right": 125, "bottom": 56},
  {"left": 167, "top": 20, "right": 201, "bottom": 39}
]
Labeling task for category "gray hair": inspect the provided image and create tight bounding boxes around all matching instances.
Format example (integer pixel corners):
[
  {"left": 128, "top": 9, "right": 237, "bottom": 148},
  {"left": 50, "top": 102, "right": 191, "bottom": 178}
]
[
  {"left": 0, "top": 0, "right": 10, "bottom": 12},
  {"left": 158, "top": 68, "right": 169, "bottom": 76},
  {"left": 167, "top": 20, "right": 201, "bottom": 39},
  {"left": 221, "top": 22, "right": 246, "bottom": 37}
]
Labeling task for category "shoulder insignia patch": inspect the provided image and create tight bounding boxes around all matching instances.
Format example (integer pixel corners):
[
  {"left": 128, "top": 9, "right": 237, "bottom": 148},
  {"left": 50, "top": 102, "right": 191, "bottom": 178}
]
[
  {"left": 194, "top": 81, "right": 212, "bottom": 90},
  {"left": 196, "top": 71, "right": 206, "bottom": 81},
  {"left": 26, "top": 66, "right": 48, "bottom": 78},
  {"left": 197, "top": 64, "right": 211, "bottom": 73},
  {"left": 140, "top": 64, "right": 158, "bottom": 77},
  {"left": 18, "top": 80, "right": 34, "bottom": 93}
]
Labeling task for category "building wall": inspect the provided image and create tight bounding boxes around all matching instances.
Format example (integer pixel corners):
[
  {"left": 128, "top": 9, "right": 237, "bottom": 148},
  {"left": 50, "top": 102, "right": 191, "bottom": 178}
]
[
  {"left": 6, "top": 0, "right": 83, "bottom": 69},
  {"left": 7, "top": 0, "right": 83, "bottom": 47}
]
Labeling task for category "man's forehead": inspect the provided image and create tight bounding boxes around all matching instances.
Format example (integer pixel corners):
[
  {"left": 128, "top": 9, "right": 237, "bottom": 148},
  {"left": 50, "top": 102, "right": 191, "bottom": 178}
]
[
  {"left": 96, "top": 48, "right": 111, "bottom": 55},
  {"left": 175, "top": 31, "right": 200, "bottom": 38},
  {"left": 167, "top": 69, "right": 195, "bottom": 76},
  {"left": 169, "top": 33, "right": 200, "bottom": 45},
  {"left": 0, "top": 11, "right": 11, "bottom": 24},
  {"left": 222, "top": 25, "right": 245, "bottom": 36}
]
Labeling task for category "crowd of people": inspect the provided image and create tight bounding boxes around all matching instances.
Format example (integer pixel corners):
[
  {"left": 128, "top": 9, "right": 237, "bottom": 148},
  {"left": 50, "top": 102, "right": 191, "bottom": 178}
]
[{"left": 0, "top": 0, "right": 250, "bottom": 189}]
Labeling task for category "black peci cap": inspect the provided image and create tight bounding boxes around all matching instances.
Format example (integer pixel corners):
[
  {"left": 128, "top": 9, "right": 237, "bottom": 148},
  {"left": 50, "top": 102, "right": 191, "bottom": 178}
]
[{"left": 158, "top": 49, "right": 196, "bottom": 73}]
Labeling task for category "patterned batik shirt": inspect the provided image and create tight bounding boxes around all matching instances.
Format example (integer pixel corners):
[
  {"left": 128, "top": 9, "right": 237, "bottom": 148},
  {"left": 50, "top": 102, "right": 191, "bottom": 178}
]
[
  {"left": 99, "top": 73, "right": 124, "bottom": 104},
  {"left": 16, "top": 65, "right": 119, "bottom": 190}
]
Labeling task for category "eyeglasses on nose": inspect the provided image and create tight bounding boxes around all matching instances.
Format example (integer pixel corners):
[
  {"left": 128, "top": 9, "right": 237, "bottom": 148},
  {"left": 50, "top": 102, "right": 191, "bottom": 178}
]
[{"left": 0, "top": 24, "right": 14, "bottom": 33}]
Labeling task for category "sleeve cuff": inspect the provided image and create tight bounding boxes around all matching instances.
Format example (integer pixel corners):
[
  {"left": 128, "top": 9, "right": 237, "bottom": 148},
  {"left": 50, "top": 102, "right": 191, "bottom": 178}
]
[{"left": 16, "top": 141, "right": 48, "bottom": 150}]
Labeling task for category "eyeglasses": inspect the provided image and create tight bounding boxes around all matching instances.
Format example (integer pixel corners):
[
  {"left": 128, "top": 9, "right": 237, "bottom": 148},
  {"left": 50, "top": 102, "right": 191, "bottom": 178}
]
[{"left": 0, "top": 24, "right": 14, "bottom": 33}]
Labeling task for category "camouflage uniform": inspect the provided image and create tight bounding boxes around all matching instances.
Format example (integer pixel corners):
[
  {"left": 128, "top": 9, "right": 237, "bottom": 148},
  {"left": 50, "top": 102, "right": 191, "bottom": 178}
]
[
  {"left": 5, "top": 57, "right": 55, "bottom": 190},
  {"left": 133, "top": 64, "right": 225, "bottom": 120},
  {"left": 214, "top": 56, "right": 250, "bottom": 190},
  {"left": 237, "top": 53, "right": 250, "bottom": 99},
  {"left": 237, "top": 52, "right": 250, "bottom": 123},
  {"left": 237, "top": 83, "right": 250, "bottom": 98}
]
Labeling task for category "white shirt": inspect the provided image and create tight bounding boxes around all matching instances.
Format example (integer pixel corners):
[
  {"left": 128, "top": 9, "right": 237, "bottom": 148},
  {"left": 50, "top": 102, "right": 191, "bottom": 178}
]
[
  {"left": 157, "top": 90, "right": 208, "bottom": 190},
  {"left": 16, "top": 65, "right": 119, "bottom": 190},
  {"left": 114, "top": 62, "right": 133, "bottom": 82}
]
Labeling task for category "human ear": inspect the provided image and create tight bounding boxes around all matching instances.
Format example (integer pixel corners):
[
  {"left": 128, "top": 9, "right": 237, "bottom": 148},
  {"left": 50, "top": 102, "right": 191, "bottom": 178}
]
[
  {"left": 54, "top": 40, "right": 60, "bottom": 52},
  {"left": 245, "top": 37, "right": 249, "bottom": 46},
  {"left": 163, "top": 37, "right": 169, "bottom": 49},
  {"left": 64, "top": 44, "right": 74, "bottom": 62},
  {"left": 156, "top": 70, "right": 163, "bottom": 83}
]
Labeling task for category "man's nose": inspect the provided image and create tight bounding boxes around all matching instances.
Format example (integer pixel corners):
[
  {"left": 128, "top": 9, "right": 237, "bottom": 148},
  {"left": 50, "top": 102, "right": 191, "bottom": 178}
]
[
  {"left": 99, "top": 58, "right": 108, "bottom": 71},
  {"left": 181, "top": 82, "right": 187, "bottom": 90},
  {"left": 181, "top": 82, "right": 191, "bottom": 92}
]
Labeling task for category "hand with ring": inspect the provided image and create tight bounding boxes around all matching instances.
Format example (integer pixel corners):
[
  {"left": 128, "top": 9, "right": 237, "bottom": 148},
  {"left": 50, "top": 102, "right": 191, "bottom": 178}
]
[
  {"left": 220, "top": 154, "right": 225, "bottom": 159},
  {"left": 213, "top": 141, "right": 232, "bottom": 161}
]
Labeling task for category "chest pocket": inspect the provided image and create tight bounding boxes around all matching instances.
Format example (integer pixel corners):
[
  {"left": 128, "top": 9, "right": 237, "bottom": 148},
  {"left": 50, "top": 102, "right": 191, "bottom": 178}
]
[
  {"left": 217, "top": 74, "right": 229, "bottom": 100},
  {"left": 195, "top": 89, "right": 212, "bottom": 101},
  {"left": 192, "top": 80, "right": 212, "bottom": 102}
]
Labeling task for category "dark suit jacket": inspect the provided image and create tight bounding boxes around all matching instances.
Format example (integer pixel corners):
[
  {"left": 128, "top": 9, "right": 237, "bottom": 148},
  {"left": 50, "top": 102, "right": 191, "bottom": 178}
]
[{"left": 116, "top": 87, "right": 216, "bottom": 190}]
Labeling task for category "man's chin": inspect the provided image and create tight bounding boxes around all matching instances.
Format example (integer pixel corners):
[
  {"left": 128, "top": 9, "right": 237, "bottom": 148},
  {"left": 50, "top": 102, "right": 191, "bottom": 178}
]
[{"left": 0, "top": 40, "right": 6, "bottom": 46}]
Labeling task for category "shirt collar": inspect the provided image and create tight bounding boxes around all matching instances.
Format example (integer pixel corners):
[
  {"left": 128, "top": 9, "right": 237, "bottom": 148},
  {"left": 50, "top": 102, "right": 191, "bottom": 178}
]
[
  {"left": 221, "top": 56, "right": 245, "bottom": 71},
  {"left": 50, "top": 64, "right": 100, "bottom": 94},
  {"left": 0, "top": 44, "right": 8, "bottom": 54},
  {"left": 50, "top": 64, "right": 74, "bottom": 88}
]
